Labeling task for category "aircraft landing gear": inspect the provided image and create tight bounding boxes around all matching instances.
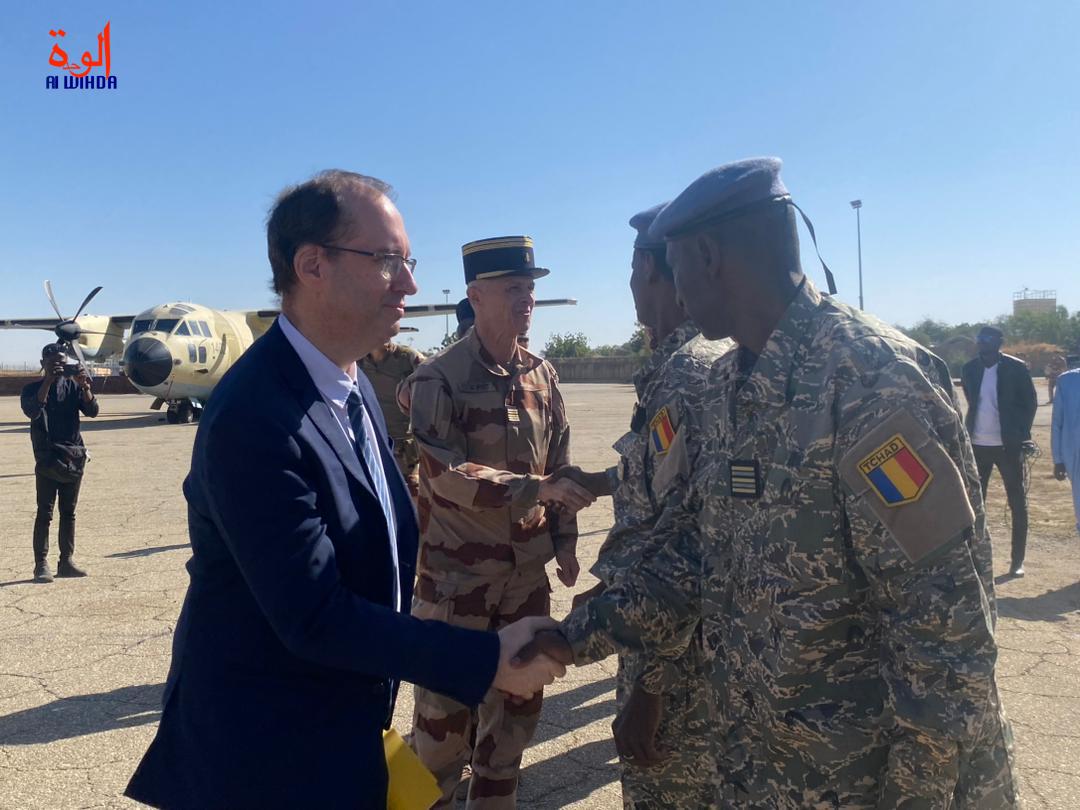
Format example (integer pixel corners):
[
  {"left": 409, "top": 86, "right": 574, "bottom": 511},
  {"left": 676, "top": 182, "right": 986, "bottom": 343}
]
[{"left": 166, "top": 400, "right": 203, "bottom": 424}]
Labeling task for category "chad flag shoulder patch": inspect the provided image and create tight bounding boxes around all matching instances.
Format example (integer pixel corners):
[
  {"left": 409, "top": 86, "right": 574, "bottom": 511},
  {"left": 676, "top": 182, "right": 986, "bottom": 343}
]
[
  {"left": 649, "top": 406, "right": 676, "bottom": 455},
  {"left": 857, "top": 433, "right": 933, "bottom": 506}
]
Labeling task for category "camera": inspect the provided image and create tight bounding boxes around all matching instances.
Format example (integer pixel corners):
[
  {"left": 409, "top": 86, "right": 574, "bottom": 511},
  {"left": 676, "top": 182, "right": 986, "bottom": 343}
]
[{"left": 43, "top": 342, "right": 85, "bottom": 377}]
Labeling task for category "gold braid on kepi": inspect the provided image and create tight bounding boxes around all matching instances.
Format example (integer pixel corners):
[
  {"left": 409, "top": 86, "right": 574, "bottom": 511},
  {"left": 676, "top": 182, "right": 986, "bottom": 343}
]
[{"left": 461, "top": 236, "right": 550, "bottom": 282}]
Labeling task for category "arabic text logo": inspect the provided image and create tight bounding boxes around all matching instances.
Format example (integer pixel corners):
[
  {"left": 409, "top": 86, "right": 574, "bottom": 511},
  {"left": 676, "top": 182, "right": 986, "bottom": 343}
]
[{"left": 46, "top": 22, "right": 116, "bottom": 90}]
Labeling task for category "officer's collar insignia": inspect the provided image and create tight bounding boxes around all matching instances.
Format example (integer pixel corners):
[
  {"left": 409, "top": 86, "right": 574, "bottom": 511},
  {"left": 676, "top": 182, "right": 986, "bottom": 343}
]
[
  {"left": 730, "top": 460, "right": 761, "bottom": 498},
  {"left": 648, "top": 406, "right": 675, "bottom": 454},
  {"left": 858, "top": 433, "right": 933, "bottom": 507}
]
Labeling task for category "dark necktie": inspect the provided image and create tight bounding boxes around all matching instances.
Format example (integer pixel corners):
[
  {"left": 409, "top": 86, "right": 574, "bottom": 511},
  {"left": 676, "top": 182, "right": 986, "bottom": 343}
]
[{"left": 346, "top": 388, "right": 400, "bottom": 610}]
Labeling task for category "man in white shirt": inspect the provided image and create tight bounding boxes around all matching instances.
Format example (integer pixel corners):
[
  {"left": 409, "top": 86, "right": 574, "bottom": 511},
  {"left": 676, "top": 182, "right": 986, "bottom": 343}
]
[{"left": 961, "top": 326, "right": 1039, "bottom": 576}]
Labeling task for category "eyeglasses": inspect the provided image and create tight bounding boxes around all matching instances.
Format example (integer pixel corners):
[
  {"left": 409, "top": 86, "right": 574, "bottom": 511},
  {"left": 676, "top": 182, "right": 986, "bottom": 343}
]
[{"left": 319, "top": 244, "right": 417, "bottom": 277}]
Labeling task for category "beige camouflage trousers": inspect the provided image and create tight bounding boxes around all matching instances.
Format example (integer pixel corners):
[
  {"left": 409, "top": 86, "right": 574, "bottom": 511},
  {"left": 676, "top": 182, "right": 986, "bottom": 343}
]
[
  {"left": 616, "top": 641, "right": 716, "bottom": 809},
  {"left": 411, "top": 565, "right": 550, "bottom": 809}
]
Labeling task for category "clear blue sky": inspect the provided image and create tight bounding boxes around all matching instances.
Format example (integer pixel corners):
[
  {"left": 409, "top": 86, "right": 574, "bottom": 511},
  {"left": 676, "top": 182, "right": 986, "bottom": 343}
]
[{"left": 2, "top": 1, "right": 1078, "bottom": 363}]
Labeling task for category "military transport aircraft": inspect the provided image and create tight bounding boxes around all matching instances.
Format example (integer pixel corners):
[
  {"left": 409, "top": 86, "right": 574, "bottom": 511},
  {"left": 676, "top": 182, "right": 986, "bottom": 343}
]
[{"left": 1, "top": 283, "right": 575, "bottom": 424}]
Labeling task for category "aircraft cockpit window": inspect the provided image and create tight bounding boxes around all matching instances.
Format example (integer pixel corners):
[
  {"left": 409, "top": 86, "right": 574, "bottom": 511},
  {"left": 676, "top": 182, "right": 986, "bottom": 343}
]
[
  {"left": 198, "top": 321, "right": 212, "bottom": 337},
  {"left": 175, "top": 321, "right": 191, "bottom": 337},
  {"left": 132, "top": 319, "right": 153, "bottom": 334},
  {"left": 198, "top": 346, "right": 207, "bottom": 363},
  {"left": 155, "top": 318, "right": 180, "bottom": 334}
]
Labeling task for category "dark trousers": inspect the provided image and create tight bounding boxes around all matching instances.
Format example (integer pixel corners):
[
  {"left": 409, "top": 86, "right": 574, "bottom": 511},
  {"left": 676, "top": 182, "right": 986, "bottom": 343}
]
[
  {"left": 33, "top": 474, "right": 82, "bottom": 563},
  {"left": 973, "top": 444, "right": 1027, "bottom": 565}
]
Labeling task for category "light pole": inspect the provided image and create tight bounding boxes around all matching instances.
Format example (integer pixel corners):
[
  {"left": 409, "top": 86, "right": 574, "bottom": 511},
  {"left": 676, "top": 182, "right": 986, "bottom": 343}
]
[
  {"left": 442, "top": 289, "right": 451, "bottom": 338},
  {"left": 849, "top": 199, "right": 863, "bottom": 310}
]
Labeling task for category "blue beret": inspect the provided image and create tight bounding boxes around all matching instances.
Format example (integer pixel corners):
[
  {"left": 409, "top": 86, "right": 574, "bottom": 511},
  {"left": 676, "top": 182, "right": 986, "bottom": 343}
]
[
  {"left": 455, "top": 298, "right": 474, "bottom": 325},
  {"left": 648, "top": 157, "right": 789, "bottom": 241},
  {"left": 628, "top": 202, "right": 668, "bottom": 249}
]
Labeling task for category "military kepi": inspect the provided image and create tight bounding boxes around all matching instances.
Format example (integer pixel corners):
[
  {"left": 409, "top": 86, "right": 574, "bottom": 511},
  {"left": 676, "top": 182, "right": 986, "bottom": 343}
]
[
  {"left": 461, "top": 236, "right": 550, "bottom": 283},
  {"left": 629, "top": 202, "right": 668, "bottom": 250}
]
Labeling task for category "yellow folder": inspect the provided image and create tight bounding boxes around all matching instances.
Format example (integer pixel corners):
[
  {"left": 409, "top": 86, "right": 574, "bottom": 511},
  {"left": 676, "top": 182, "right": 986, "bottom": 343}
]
[{"left": 383, "top": 729, "right": 442, "bottom": 810}]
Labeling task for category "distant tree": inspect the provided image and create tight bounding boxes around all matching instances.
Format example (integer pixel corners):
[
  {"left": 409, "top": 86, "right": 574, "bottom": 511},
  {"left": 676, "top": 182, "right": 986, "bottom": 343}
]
[
  {"left": 543, "top": 332, "right": 592, "bottom": 358},
  {"left": 624, "top": 323, "right": 650, "bottom": 356},
  {"left": 424, "top": 332, "right": 458, "bottom": 355}
]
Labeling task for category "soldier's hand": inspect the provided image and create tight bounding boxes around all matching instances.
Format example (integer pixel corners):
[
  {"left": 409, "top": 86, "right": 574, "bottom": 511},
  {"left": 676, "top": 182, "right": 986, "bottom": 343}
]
[
  {"left": 571, "top": 581, "right": 605, "bottom": 612},
  {"left": 75, "top": 369, "right": 92, "bottom": 390},
  {"left": 511, "top": 628, "right": 574, "bottom": 668},
  {"left": 551, "top": 465, "right": 614, "bottom": 498},
  {"left": 555, "top": 549, "right": 580, "bottom": 588},
  {"left": 538, "top": 476, "right": 595, "bottom": 515},
  {"left": 612, "top": 683, "right": 666, "bottom": 767},
  {"left": 45, "top": 360, "right": 64, "bottom": 379},
  {"left": 1054, "top": 463, "right": 1068, "bottom": 481},
  {"left": 494, "top": 617, "right": 566, "bottom": 700}
]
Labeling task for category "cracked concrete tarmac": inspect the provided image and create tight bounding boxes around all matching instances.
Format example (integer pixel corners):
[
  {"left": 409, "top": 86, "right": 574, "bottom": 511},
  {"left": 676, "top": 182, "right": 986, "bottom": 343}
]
[{"left": 1, "top": 383, "right": 1077, "bottom": 808}]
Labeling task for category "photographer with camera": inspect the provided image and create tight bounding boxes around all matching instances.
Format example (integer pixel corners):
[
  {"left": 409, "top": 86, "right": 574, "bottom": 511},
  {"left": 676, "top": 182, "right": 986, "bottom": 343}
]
[{"left": 20, "top": 342, "right": 98, "bottom": 583}]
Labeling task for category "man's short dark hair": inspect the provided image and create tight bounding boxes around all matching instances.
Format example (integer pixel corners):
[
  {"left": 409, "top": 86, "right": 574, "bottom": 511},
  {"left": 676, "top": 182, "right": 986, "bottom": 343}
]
[
  {"left": 266, "top": 170, "right": 395, "bottom": 297},
  {"left": 979, "top": 325, "right": 1005, "bottom": 340}
]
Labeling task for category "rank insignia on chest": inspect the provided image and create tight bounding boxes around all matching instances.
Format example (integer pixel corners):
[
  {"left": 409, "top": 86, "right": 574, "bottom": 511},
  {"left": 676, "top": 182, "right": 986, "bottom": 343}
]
[
  {"left": 729, "top": 460, "right": 761, "bottom": 498},
  {"left": 857, "top": 433, "right": 933, "bottom": 506},
  {"left": 506, "top": 406, "right": 521, "bottom": 423},
  {"left": 648, "top": 406, "right": 676, "bottom": 454}
]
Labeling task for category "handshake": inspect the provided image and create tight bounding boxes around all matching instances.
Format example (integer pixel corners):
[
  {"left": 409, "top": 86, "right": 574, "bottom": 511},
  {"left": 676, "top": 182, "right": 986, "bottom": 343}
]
[
  {"left": 490, "top": 617, "right": 575, "bottom": 700},
  {"left": 538, "top": 465, "right": 614, "bottom": 515}
]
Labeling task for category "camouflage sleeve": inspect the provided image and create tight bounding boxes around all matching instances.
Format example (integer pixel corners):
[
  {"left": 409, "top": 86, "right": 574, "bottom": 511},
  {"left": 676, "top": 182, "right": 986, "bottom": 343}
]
[
  {"left": 836, "top": 356, "right": 1000, "bottom": 806},
  {"left": 560, "top": 431, "right": 703, "bottom": 681},
  {"left": 410, "top": 374, "right": 541, "bottom": 510},
  {"left": 545, "top": 380, "right": 578, "bottom": 555}
]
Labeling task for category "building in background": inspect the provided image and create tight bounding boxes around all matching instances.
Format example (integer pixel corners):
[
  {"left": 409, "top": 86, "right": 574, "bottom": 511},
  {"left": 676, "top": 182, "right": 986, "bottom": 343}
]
[{"left": 1013, "top": 289, "right": 1057, "bottom": 317}]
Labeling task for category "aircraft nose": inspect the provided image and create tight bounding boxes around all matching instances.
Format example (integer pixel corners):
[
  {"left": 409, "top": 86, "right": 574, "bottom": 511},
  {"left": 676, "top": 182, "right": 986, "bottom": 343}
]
[{"left": 124, "top": 337, "right": 173, "bottom": 388}]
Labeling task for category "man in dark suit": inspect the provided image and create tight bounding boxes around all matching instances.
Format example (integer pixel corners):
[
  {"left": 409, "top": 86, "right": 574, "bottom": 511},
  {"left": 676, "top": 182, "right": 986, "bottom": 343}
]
[
  {"left": 961, "top": 326, "right": 1038, "bottom": 576},
  {"left": 126, "top": 170, "right": 567, "bottom": 809}
]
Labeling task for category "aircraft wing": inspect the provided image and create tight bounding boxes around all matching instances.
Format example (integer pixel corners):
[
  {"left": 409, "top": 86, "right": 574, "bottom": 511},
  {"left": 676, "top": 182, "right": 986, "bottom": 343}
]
[
  {"left": 244, "top": 299, "right": 577, "bottom": 321},
  {"left": 403, "top": 298, "right": 578, "bottom": 317},
  {"left": 0, "top": 315, "right": 135, "bottom": 330},
  {"left": 0, "top": 317, "right": 64, "bottom": 330}
]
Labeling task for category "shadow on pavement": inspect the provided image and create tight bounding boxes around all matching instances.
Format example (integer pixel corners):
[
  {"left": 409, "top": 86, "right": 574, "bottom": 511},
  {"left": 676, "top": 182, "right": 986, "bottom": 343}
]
[
  {"left": 0, "top": 683, "right": 164, "bottom": 745},
  {"left": 532, "top": 676, "right": 616, "bottom": 745},
  {"left": 519, "top": 737, "right": 617, "bottom": 806},
  {"left": 0, "top": 473, "right": 34, "bottom": 479},
  {"left": 107, "top": 543, "right": 191, "bottom": 559},
  {"left": 80, "top": 414, "right": 173, "bottom": 432},
  {"left": 996, "top": 581, "right": 1080, "bottom": 622},
  {"left": 0, "top": 578, "right": 37, "bottom": 588}
]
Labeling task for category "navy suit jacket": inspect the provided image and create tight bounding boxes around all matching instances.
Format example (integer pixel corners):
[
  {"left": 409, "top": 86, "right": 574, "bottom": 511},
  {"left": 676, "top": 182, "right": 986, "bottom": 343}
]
[{"left": 126, "top": 321, "right": 499, "bottom": 809}]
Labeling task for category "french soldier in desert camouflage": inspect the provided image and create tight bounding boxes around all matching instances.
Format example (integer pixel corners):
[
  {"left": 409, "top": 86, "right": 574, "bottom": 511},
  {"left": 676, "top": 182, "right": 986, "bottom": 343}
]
[
  {"left": 523, "top": 159, "right": 1019, "bottom": 808},
  {"left": 359, "top": 340, "right": 424, "bottom": 495},
  {"left": 408, "top": 236, "right": 595, "bottom": 809},
  {"left": 561, "top": 203, "right": 732, "bottom": 809}
]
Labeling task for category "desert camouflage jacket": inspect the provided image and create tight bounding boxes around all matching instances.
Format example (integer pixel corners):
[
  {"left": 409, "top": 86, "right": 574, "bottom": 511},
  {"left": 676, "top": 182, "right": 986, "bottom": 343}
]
[
  {"left": 409, "top": 328, "right": 575, "bottom": 580},
  {"left": 564, "top": 279, "right": 1017, "bottom": 807},
  {"left": 359, "top": 343, "right": 424, "bottom": 444},
  {"left": 592, "top": 321, "right": 732, "bottom": 585}
]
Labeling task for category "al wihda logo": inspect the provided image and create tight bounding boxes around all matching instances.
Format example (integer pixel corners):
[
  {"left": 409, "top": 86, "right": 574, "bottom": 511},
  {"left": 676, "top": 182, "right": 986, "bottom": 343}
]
[{"left": 46, "top": 21, "right": 116, "bottom": 90}]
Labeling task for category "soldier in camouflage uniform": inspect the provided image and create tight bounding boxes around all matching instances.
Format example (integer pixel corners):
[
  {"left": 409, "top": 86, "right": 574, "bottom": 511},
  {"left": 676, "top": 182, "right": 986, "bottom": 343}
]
[
  {"left": 564, "top": 203, "right": 732, "bottom": 808},
  {"left": 360, "top": 340, "right": 424, "bottom": 495},
  {"left": 526, "top": 159, "right": 1019, "bottom": 807},
  {"left": 409, "top": 236, "right": 595, "bottom": 809}
]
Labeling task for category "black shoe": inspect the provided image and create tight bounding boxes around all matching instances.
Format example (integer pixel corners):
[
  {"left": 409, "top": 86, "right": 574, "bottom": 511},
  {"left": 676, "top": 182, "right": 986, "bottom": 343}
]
[
  {"left": 1009, "top": 563, "right": 1025, "bottom": 578},
  {"left": 56, "top": 559, "right": 88, "bottom": 578},
  {"left": 33, "top": 561, "right": 54, "bottom": 583}
]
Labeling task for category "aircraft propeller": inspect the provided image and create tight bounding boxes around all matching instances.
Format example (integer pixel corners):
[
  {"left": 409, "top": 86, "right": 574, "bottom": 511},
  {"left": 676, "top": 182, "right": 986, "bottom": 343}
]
[{"left": 42, "top": 280, "right": 105, "bottom": 363}]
